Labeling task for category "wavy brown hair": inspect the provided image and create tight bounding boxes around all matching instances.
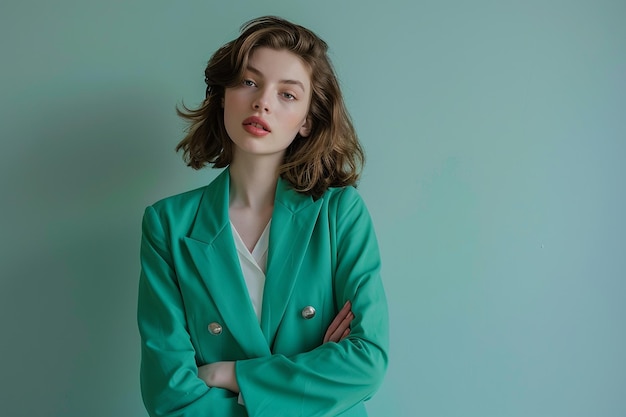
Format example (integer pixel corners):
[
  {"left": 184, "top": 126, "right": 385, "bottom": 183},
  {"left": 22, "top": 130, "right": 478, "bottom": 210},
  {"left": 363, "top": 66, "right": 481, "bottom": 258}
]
[{"left": 176, "top": 16, "right": 364, "bottom": 198}]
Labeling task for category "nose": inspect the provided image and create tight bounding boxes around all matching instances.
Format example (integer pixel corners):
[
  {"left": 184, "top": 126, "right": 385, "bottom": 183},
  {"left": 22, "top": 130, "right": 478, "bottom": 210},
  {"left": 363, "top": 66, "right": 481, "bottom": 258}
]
[{"left": 252, "top": 88, "right": 271, "bottom": 113}]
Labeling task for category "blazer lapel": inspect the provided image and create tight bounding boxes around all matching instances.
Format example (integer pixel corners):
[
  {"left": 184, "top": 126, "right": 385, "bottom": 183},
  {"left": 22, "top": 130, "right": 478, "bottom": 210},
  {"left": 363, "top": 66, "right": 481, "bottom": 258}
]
[
  {"left": 182, "top": 170, "right": 270, "bottom": 358},
  {"left": 261, "top": 178, "right": 323, "bottom": 347}
]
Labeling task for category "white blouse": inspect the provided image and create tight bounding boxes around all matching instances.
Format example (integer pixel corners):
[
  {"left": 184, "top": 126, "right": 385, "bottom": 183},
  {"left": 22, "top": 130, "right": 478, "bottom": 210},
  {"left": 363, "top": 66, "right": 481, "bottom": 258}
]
[{"left": 229, "top": 220, "right": 271, "bottom": 323}]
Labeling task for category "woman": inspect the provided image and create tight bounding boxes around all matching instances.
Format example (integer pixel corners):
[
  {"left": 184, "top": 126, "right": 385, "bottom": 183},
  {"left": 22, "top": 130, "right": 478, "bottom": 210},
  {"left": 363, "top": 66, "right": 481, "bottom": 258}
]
[{"left": 138, "top": 16, "right": 388, "bottom": 417}]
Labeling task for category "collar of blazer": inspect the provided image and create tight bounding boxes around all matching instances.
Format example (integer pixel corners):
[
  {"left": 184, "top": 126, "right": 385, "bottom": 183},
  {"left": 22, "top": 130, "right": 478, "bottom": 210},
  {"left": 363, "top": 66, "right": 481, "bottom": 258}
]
[{"left": 182, "top": 169, "right": 323, "bottom": 357}]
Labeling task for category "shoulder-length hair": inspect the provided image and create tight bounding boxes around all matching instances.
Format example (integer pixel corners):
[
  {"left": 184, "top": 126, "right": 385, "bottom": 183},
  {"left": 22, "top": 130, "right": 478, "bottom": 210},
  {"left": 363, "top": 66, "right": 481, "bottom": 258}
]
[{"left": 176, "top": 16, "right": 364, "bottom": 198}]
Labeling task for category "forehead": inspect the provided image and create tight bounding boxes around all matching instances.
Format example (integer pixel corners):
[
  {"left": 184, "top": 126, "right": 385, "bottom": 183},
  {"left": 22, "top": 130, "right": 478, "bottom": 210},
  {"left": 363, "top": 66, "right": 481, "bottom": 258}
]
[{"left": 246, "top": 47, "right": 312, "bottom": 87}]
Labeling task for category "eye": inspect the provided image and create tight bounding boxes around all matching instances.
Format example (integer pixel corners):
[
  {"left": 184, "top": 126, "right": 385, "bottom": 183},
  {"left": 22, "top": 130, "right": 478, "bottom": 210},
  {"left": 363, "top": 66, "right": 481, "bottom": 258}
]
[
  {"left": 281, "top": 92, "right": 296, "bottom": 100},
  {"left": 242, "top": 79, "right": 256, "bottom": 87}
]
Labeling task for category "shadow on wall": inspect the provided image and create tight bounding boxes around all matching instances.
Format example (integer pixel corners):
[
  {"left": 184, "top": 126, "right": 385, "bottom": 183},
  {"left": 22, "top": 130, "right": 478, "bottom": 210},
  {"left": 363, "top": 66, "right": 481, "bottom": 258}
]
[{"left": 1, "top": 80, "right": 174, "bottom": 417}]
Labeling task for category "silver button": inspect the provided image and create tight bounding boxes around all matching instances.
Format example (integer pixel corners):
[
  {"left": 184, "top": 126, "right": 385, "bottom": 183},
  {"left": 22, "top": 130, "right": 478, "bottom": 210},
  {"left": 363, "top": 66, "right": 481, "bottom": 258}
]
[
  {"left": 301, "top": 306, "right": 316, "bottom": 319},
  {"left": 208, "top": 322, "right": 222, "bottom": 335}
]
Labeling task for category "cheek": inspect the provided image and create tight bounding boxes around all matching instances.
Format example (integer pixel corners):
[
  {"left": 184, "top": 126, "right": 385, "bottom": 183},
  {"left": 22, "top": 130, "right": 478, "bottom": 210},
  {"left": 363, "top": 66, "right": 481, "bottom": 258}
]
[
  {"left": 284, "top": 106, "right": 310, "bottom": 130},
  {"left": 223, "top": 93, "right": 242, "bottom": 119},
  {"left": 223, "top": 89, "right": 246, "bottom": 111}
]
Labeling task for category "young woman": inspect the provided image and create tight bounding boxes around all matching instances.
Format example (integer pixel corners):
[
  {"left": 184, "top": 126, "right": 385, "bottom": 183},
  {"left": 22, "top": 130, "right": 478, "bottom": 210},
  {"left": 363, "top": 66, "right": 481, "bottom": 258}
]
[{"left": 138, "top": 16, "right": 388, "bottom": 417}]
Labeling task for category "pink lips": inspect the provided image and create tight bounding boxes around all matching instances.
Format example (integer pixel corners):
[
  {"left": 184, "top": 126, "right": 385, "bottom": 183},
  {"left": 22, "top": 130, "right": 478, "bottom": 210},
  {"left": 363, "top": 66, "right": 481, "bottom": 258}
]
[{"left": 242, "top": 116, "right": 271, "bottom": 136}]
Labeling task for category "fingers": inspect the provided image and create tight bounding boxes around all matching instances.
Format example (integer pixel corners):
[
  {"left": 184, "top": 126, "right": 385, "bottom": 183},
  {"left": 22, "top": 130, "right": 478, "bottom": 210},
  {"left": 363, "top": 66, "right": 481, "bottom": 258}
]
[
  {"left": 330, "top": 310, "right": 353, "bottom": 342},
  {"left": 323, "top": 300, "right": 354, "bottom": 343},
  {"left": 341, "top": 327, "right": 350, "bottom": 340},
  {"left": 323, "top": 301, "right": 351, "bottom": 343}
]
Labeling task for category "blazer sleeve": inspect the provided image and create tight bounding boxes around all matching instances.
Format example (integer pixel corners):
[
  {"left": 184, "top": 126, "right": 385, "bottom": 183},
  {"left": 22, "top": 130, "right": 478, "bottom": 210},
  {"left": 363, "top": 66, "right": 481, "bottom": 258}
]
[
  {"left": 235, "top": 187, "right": 389, "bottom": 417},
  {"left": 138, "top": 206, "right": 246, "bottom": 417}
]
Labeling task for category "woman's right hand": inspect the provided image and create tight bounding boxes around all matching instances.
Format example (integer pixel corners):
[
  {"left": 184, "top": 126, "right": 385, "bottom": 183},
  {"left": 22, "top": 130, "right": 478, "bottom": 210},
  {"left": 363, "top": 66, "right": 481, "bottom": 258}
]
[{"left": 323, "top": 300, "right": 353, "bottom": 343}]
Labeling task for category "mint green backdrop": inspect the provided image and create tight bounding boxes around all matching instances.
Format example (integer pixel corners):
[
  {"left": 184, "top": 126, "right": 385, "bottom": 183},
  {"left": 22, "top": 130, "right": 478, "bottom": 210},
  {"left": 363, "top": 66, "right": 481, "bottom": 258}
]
[{"left": 1, "top": 1, "right": 624, "bottom": 416}]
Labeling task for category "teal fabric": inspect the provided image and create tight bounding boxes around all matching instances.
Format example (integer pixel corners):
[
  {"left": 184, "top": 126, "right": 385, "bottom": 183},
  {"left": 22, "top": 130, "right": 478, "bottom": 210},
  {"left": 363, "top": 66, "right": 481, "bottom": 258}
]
[{"left": 138, "top": 169, "right": 388, "bottom": 417}]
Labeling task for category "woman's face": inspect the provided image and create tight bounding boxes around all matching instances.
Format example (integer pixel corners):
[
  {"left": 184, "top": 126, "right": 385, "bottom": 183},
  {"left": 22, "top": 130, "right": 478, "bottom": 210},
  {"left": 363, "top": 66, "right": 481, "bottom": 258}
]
[{"left": 224, "top": 47, "right": 312, "bottom": 162}]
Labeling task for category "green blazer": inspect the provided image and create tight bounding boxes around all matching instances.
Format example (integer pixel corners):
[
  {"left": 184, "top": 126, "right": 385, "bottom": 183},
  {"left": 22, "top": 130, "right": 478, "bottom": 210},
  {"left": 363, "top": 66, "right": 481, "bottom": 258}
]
[{"left": 138, "top": 169, "right": 388, "bottom": 417}]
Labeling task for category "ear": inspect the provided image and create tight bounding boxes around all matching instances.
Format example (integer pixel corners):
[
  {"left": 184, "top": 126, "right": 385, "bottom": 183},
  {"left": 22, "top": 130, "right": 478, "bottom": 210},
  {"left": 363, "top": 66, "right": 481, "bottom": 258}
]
[{"left": 299, "top": 117, "right": 312, "bottom": 137}]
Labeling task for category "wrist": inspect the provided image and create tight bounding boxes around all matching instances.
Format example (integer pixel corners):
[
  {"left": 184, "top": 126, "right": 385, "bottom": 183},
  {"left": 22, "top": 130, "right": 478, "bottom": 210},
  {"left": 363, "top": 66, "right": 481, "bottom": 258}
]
[
  {"left": 198, "top": 361, "right": 240, "bottom": 393},
  {"left": 222, "top": 361, "right": 240, "bottom": 393}
]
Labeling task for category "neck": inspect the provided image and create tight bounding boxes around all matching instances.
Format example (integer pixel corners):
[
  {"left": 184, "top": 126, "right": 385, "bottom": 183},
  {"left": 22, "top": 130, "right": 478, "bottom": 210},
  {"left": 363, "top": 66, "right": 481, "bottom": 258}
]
[{"left": 228, "top": 152, "right": 282, "bottom": 211}]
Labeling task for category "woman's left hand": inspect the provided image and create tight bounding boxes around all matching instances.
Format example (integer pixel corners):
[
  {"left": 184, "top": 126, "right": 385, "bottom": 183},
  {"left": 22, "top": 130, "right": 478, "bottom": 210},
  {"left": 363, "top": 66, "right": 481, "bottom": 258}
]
[
  {"left": 198, "top": 301, "right": 353, "bottom": 392},
  {"left": 323, "top": 300, "right": 354, "bottom": 343},
  {"left": 198, "top": 361, "right": 240, "bottom": 393}
]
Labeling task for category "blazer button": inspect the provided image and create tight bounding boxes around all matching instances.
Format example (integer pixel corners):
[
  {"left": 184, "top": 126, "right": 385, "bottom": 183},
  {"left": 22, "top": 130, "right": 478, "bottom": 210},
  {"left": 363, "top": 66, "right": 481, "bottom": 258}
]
[
  {"left": 301, "top": 306, "right": 316, "bottom": 319},
  {"left": 208, "top": 322, "right": 222, "bottom": 335}
]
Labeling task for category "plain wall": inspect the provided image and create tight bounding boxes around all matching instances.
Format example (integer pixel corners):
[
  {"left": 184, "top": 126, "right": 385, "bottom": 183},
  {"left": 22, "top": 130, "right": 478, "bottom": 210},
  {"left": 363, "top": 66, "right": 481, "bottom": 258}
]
[{"left": 1, "top": 1, "right": 624, "bottom": 416}]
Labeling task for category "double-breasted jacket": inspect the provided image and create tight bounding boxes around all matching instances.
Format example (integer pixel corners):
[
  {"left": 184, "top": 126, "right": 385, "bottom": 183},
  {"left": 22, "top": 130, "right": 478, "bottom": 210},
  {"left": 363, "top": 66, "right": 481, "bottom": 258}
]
[{"left": 138, "top": 169, "right": 388, "bottom": 417}]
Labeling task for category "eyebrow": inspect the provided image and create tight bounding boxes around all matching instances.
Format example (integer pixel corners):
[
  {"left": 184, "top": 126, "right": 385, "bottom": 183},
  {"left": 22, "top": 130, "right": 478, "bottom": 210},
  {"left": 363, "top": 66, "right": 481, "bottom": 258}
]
[{"left": 246, "top": 65, "right": 306, "bottom": 92}]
